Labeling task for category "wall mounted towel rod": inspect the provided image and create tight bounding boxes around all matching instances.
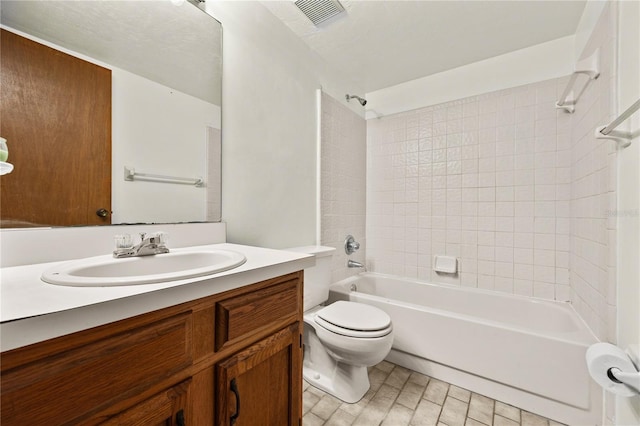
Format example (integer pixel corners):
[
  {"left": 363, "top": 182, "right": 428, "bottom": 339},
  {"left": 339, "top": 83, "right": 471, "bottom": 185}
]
[
  {"left": 595, "top": 98, "right": 640, "bottom": 148},
  {"left": 556, "top": 48, "right": 600, "bottom": 114},
  {"left": 124, "top": 166, "right": 204, "bottom": 187}
]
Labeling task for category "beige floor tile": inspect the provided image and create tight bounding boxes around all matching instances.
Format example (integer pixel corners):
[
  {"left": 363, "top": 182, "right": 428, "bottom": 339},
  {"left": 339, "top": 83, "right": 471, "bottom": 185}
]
[
  {"left": 339, "top": 397, "right": 370, "bottom": 418},
  {"left": 375, "top": 383, "right": 402, "bottom": 402},
  {"left": 311, "top": 394, "right": 342, "bottom": 420},
  {"left": 397, "top": 381, "right": 427, "bottom": 410},
  {"left": 411, "top": 398, "right": 442, "bottom": 426},
  {"left": 306, "top": 383, "right": 328, "bottom": 399},
  {"left": 360, "top": 384, "right": 399, "bottom": 424},
  {"left": 303, "top": 412, "right": 326, "bottom": 426},
  {"left": 369, "top": 367, "right": 391, "bottom": 392},
  {"left": 465, "top": 418, "right": 489, "bottom": 426},
  {"left": 494, "top": 401, "right": 520, "bottom": 423},
  {"left": 522, "top": 411, "right": 549, "bottom": 426},
  {"left": 303, "top": 360, "right": 560, "bottom": 426},
  {"left": 385, "top": 365, "right": 413, "bottom": 389},
  {"left": 467, "top": 393, "right": 494, "bottom": 425},
  {"left": 325, "top": 408, "right": 356, "bottom": 426},
  {"left": 352, "top": 400, "right": 389, "bottom": 426},
  {"left": 376, "top": 360, "right": 396, "bottom": 373},
  {"left": 494, "top": 414, "right": 520, "bottom": 426},
  {"left": 449, "top": 385, "right": 472, "bottom": 403},
  {"left": 382, "top": 403, "right": 414, "bottom": 426},
  {"left": 304, "top": 390, "right": 321, "bottom": 415},
  {"left": 408, "top": 371, "right": 431, "bottom": 387},
  {"left": 423, "top": 378, "right": 449, "bottom": 405},
  {"left": 439, "top": 396, "right": 469, "bottom": 426}
]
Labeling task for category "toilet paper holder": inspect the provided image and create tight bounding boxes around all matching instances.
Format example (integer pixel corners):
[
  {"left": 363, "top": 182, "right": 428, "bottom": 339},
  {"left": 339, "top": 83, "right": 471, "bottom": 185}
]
[
  {"left": 587, "top": 343, "right": 640, "bottom": 396},
  {"left": 607, "top": 366, "right": 640, "bottom": 393}
]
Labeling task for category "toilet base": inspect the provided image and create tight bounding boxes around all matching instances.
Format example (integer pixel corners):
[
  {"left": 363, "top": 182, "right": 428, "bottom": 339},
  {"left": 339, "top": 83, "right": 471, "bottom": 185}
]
[{"left": 303, "top": 362, "right": 370, "bottom": 404}]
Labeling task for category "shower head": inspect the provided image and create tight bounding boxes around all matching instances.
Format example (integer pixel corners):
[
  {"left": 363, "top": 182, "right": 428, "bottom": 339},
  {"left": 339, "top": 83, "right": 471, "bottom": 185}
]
[{"left": 346, "top": 94, "right": 367, "bottom": 106}]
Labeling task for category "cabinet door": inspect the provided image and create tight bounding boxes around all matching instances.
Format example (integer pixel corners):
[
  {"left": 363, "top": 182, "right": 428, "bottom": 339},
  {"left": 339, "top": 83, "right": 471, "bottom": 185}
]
[
  {"left": 216, "top": 323, "right": 302, "bottom": 426},
  {"left": 99, "top": 379, "right": 190, "bottom": 426}
]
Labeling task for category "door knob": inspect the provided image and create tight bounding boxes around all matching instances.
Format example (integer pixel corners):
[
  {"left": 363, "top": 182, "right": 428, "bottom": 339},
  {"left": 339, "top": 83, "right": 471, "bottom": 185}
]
[{"left": 96, "top": 208, "right": 109, "bottom": 218}]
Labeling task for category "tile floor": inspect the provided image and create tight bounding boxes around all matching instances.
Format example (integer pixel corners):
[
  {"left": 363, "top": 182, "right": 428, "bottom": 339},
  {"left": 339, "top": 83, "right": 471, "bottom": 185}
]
[{"left": 303, "top": 361, "right": 565, "bottom": 426}]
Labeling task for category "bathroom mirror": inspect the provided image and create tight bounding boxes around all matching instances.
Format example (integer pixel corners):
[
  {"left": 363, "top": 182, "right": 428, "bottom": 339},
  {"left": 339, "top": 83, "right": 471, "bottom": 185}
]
[{"left": 0, "top": 0, "right": 222, "bottom": 227}]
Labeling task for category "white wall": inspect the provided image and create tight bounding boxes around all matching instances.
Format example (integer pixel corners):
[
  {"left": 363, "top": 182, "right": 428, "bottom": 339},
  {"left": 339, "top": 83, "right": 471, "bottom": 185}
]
[
  {"left": 204, "top": 1, "right": 365, "bottom": 249},
  {"left": 615, "top": 0, "right": 640, "bottom": 423},
  {"left": 320, "top": 92, "right": 367, "bottom": 282},
  {"left": 112, "top": 69, "right": 220, "bottom": 224},
  {"left": 574, "top": 0, "right": 609, "bottom": 62},
  {"left": 567, "top": 0, "right": 617, "bottom": 345},
  {"left": 365, "top": 36, "right": 575, "bottom": 119}
]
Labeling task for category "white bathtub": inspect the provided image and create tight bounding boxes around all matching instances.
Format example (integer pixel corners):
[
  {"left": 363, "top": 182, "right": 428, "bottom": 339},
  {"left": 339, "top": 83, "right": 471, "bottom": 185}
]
[{"left": 328, "top": 273, "right": 601, "bottom": 425}]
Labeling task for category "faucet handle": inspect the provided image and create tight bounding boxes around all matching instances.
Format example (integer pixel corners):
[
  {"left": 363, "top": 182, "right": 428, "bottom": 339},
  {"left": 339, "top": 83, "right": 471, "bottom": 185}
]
[
  {"left": 154, "top": 231, "right": 168, "bottom": 245},
  {"left": 114, "top": 234, "right": 133, "bottom": 249},
  {"left": 345, "top": 235, "right": 360, "bottom": 255}
]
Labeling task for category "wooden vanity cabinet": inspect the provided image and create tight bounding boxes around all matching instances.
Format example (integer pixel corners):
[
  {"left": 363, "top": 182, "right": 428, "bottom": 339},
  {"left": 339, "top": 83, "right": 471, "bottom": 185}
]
[
  {"left": 215, "top": 323, "right": 302, "bottom": 426},
  {"left": 0, "top": 271, "right": 303, "bottom": 426}
]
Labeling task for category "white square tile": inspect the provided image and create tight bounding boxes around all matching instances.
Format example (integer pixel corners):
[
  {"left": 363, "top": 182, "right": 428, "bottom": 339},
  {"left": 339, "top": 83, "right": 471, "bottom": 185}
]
[
  {"left": 496, "top": 202, "right": 514, "bottom": 216},
  {"left": 495, "top": 247, "right": 514, "bottom": 262},
  {"left": 514, "top": 248, "right": 534, "bottom": 264},
  {"left": 514, "top": 263, "right": 534, "bottom": 280},
  {"left": 514, "top": 217, "right": 534, "bottom": 232},
  {"left": 478, "top": 245, "right": 495, "bottom": 261},
  {"left": 495, "top": 232, "right": 515, "bottom": 247},
  {"left": 496, "top": 217, "right": 514, "bottom": 232}
]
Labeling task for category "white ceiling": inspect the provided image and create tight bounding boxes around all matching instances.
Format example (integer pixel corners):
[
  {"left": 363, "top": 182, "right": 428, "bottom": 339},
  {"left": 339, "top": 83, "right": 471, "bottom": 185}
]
[
  {"left": 1, "top": 0, "right": 222, "bottom": 104},
  {"left": 261, "top": 0, "right": 587, "bottom": 93}
]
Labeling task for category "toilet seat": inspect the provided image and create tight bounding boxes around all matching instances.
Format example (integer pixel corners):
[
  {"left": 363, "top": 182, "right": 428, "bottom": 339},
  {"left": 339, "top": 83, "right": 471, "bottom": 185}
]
[{"left": 315, "top": 301, "right": 392, "bottom": 338}]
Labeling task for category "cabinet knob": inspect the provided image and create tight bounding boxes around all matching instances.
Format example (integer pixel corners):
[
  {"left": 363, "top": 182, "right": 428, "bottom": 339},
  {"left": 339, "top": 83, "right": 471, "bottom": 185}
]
[
  {"left": 96, "top": 208, "right": 109, "bottom": 218},
  {"left": 230, "top": 378, "right": 240, "bottom": 425}
]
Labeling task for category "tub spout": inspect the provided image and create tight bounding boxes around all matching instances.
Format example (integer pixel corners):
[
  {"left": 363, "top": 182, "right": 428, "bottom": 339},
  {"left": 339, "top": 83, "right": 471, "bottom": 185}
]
[{"left": 347, "top": 260, "right": 364, "bottom": 268}]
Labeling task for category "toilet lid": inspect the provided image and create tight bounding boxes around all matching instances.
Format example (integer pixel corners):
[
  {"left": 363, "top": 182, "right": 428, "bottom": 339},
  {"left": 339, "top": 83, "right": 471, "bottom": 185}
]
[{"left": 315, "top": 301, "right": 391, "bottom": 337}]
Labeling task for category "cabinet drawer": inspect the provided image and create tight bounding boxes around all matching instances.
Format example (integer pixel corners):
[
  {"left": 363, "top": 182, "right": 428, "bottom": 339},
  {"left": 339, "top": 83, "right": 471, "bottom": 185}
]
[
  {"left": 1, "top": 312, "right": 192, "bottom": 425},
  {"left": 215, "top": 278, "right": 301, "bottom": 351}
]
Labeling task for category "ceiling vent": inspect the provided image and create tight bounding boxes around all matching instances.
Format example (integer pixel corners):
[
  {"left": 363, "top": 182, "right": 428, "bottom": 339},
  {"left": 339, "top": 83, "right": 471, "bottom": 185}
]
[{"left": 294, "top": 0, "right": 345, "bottom": 26}]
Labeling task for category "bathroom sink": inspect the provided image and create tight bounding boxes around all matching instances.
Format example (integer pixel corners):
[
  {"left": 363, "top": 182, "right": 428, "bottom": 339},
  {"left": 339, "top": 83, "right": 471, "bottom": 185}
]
[{"left": 41, "top": 249, "right": 247, "bottom": 287}]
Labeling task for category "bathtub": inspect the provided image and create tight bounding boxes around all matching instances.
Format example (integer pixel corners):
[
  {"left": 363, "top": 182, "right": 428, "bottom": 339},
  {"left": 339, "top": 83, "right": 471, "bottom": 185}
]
[{"left": 328, "top": 273, "right": 601, "bottom": 425}]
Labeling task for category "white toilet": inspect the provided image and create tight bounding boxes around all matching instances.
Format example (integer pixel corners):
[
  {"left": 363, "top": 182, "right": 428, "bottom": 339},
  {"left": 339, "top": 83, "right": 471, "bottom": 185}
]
[{"left": 288, "top": 246, "right": 393, "bottom": 403}]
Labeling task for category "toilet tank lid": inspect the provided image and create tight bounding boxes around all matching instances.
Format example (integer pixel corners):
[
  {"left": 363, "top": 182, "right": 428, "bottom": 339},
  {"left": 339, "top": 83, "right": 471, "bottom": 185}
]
[{"left": 285, "top": 246, "right": 336, "bottom": 258}]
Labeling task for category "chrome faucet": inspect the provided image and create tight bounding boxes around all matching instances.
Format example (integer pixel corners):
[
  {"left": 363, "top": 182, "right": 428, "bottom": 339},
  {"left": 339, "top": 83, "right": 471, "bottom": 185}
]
[
  {"left": 347, "top": 260, "right": 364, "bottom": 268},
  {"left": 113, "top": 232, "right": 170, "bottom": 258}
]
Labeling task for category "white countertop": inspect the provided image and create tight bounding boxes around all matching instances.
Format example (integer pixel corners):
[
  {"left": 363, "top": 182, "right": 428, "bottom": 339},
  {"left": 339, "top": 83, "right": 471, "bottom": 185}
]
[{"left": 0, "top": 243, "right": 314, "bottom": 351}]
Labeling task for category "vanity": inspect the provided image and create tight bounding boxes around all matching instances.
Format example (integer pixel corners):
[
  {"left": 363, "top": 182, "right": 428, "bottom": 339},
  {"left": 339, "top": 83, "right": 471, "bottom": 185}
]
[
  {"left": 0, "top": 2, "right": 311, "bottom": 423},
  {"left": 0, "top": 226, "right": 313, "bottom": 426}
]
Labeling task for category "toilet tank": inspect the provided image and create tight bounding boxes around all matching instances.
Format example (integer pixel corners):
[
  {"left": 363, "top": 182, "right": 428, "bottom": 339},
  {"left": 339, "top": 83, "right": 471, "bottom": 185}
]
[{"left": 285, "top": 246, "right": 336, "bottom": 311}]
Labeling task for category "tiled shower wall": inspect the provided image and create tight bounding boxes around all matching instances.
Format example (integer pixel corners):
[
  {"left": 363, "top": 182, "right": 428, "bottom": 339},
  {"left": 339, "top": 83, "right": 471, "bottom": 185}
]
[
  {"left": 320, "top": 92, "right": 367, "bottom": 283},
  {"left": 366, "top": 3, "right": 618, "bottom": 344},
  {"left": 367, "top": 78, "right": 574, "bottom": 300},
  {"left": 568, "top": 2, "right": 617, "bottom": 343}
]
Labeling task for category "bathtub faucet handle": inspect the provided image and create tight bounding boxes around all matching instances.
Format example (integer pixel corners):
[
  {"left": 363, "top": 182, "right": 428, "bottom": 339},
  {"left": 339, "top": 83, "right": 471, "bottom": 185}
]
[{"left": 345, "top": 235, "right": 360, "bottom": 255}]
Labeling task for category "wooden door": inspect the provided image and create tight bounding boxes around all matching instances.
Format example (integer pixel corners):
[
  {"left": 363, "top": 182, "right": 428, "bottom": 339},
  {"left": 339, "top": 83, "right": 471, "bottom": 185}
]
[
  {"left": 0, "top": 29, "right": 111, "bottom": 227},
  {"left": 99, "top": 379, "right": 191, "bottom": 426},
  {"left": 216, "top": 323, "right": 303, "bottom": 426}
]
